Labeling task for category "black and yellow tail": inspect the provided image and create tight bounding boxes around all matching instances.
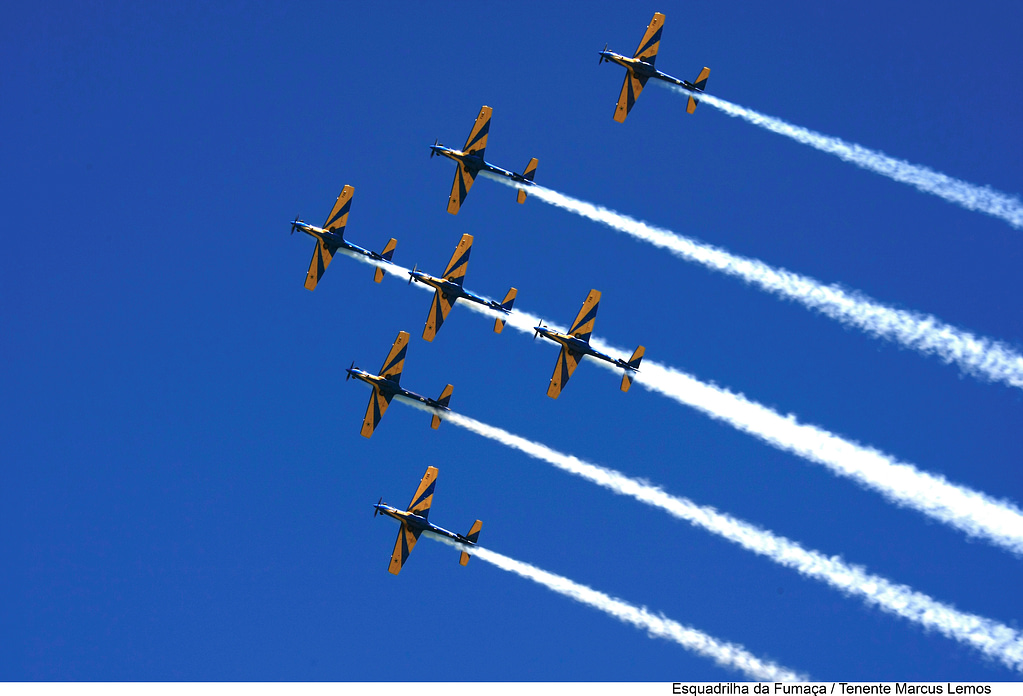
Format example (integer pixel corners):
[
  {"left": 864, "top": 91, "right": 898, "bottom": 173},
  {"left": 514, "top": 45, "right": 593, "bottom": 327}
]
[
  {"left": 620, "top": 346, "right": 645, "bottom": 392},
  {"left": 493, "top": 288, "right": 518, "bottom": 334},
  {"left": 459, "top": 520, "right": 482, "bottom": 566},
  {"left": 516, "top": 158, "right": 539, "bottom": 204},
  {"left": 686, "top": 67, "right": 711, "bottom": 114},
  {"left": 430, "top": 384, "right": 454, "bottom": 429},
  {"left": 373, "top": 238, "right": 398, "bottom": 283}
]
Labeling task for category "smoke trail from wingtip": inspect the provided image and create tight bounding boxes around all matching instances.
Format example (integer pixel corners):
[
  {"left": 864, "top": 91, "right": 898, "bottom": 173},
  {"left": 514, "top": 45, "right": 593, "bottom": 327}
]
[
  {"left": 401, "top": 400, "right": 1023, "bottom": 672},
  {"left": 483, "top": 174, "right": 1023, "bottom": 390},
  {"left": 425, "top": 534, "right": 806, "bottom": 681},
  {"left": 658, "top": 83, "right": 1023, "bottom": 230}
]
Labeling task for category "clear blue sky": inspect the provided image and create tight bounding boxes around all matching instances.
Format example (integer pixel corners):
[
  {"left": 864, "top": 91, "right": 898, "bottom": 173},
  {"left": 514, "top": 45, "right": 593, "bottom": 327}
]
[{"left": 3, "top": 0, "right": 1022, "bottom": 681}]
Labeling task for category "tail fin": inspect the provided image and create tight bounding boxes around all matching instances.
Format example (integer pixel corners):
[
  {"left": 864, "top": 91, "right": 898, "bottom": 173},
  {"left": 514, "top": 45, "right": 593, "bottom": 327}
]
[
  {"left": 493, "top": 288, "right": 518, "bottom": 333},
  {"left": 374, "top": 238, "right": 398, "bottom": 283},
  {"left": 459, "top": 520, "right": 482, "bottom": 566},
  {"left": 516, "top": 158, "right": 538, "bottom": 204},
  {"left": 431, "top": 384, "right": 454, "bottom": 429},
  {"left": 686, "top": 67, "right": 710, "bottom": 114},
  {"left": 620, "top": 345, "right": 645, "bottom": 392}
]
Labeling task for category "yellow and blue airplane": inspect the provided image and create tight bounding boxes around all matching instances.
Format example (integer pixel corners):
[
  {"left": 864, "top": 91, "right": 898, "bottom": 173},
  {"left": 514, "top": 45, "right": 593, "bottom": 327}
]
[
  {"left": 534, "top": 290, "right": 644, "bottom": 399},
  {"left": 430, "top": 105, "right": 539, "bottom": 215},
  {"left": 599, "top": 12, "right": 710, "bottom": 123},
  {"left": 290, "top": 184, "right": 398, "bottom": 290},
  {"left": 346, "top": 331, "right": 453, "bottom": 438},
  {"left": 408, "top": 233, "right": 518, "bottom": 341},
  {"left": 374, "top": 465, "right": 482, "bottom": 575}
]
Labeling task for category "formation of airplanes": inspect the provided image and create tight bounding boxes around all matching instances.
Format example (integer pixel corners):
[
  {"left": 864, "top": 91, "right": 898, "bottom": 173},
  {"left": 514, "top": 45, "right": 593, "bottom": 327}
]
[{"left": 287, "top": 11, "right": 704, "bottom": 574}]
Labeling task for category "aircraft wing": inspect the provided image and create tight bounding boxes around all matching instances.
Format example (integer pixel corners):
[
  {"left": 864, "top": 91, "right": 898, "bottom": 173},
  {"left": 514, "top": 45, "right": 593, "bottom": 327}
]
[
  {"left": 614, "top": 71, "right": 649, "bottom": 123},
  {"left": 304, "top": 239, "right": 336, "bottom": 291},
  {"left": 462, "top": 106, "right": 492, "bottom": 157},
  {"left": 633, "top": 12, "right": 664, "bottom": 64},
  {"left": 377, "top": 331, "right": 410, "bottom": 383},
  {"left": 442, "top": 234, "right": 473, "bottom": 286},
  {"left": 569, "top": 289, "right": 601, "bottom": 342},
  {"left": 423, "top": 290, "right": 456, "bottom": 342},
  {"left": 323, "top": 184, "right": 354, "bottom": 232},
  {"left": 406, "top": 466, "right": 438, "bottom": 519},
  {"left": 547, "top": 346, "right": 584, "bottom": 399},
  {"left": 388, "top": 521, "right": 423, "bottom": 575},
  {"left": 361, "top": 385, "right": 393, "bottom": 439},
  {"left": 447, "top": 162, "right": 477, "bottom": 215}
]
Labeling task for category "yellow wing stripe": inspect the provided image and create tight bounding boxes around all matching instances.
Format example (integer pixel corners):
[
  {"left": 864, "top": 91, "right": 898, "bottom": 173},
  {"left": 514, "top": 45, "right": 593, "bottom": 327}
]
[
  {"left": 407, "top": 466, "right": 438, "bottom": 518},
  {"left": 361, "top": 387, "right": 391, "bottom": 439},
  {"left": 441, "top": 234, "right": 473, "bottom": 284},
  {"left": 304, "top": 239, "right": 335, "bottom": 291},
  {"left": 614, "top": 72, "right": 646, "bottom": 123},
  {"left": 388, "top": 523, "right": 421, "bottom": 575},
  {"left": 378, "top": 331, "right": 410, "bottom": 382},
  {"left": 462, "top": 105, "right": 492, "bottom": 156},
  {"left": 323, "top": 184, "right": 354, "bottom": 232},
  {"left": 547, "top": 347, "right": 582, "bottom": 399},
  {"left": 569, "top": 289, "right": 601, "bottom": 341},
  {"left": 422, "top": 291, "right": 455, "bottom": 342},
  {"left": 633, "top": 13, "right": 664, "bottom": 64},
  {"left": 447, "top": 162, "right": 476, "bottom": 215}
]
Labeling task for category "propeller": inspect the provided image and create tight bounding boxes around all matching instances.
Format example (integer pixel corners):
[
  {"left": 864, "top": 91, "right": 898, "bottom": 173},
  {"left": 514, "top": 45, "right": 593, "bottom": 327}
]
[
  {"left": 408, "top": 263, "right": 418, "bottom": 285},
  {"left": 430, "top": 139, "right": 438, "bottom": 158},
  {"left": 534, "top": 320, "right": 545, "bottom": 340},
  {"left": 373, "top": 496, "right": 382, "bottom": 517},
  {"left": 345, "top": 360, "right": 354, "bottom": 381},
  {"left": 598, "top": 43, "right": 608, "bottom": 64},
  {"left": 290, "top": 215, "right": 301, "bottom": 234}
]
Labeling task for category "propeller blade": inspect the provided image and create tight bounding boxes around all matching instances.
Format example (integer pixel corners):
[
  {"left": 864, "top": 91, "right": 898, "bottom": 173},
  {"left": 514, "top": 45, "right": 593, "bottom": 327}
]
[
  {"left": 599, "top": 43, "right": 608, "bottom": 64},
  {"left": 408, "top": 263, "right": 417, "bottom": 285},
  {"left": 374, "top": 496, "right": 382, "bottom": 517},
  {"left": 346, "top": 360, "right": 354, "bottom": 381},
  {"left": 291, "top": 215, "right": 300, "bottom": 235},
  {"left": 430, "top": 139, "right": 438, "bottom": 158}
]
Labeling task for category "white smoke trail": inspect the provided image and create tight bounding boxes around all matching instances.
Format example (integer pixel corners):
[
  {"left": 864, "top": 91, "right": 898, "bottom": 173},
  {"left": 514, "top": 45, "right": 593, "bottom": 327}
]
[
  {"left": 483, "top": 173, "right": 1023, "bottom": 390},
  {"left": 658, "top": 83, "right": 1023, "bottom": 230},
  {"left": 401, "top": 399, "right": 1023, "bottom": 672},
  {"left": 354, "top": 251, "right": 1023, "bottom": 555},
  {"left": 425, "top": 535, "right": 806, "bottom": 681}
]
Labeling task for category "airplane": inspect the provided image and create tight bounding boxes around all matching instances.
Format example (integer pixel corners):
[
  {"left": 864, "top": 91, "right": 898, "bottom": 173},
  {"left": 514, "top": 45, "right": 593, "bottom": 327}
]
[
  {"left": 408, "top": 233, "right": 518, "bottom": 341},
  {"left": 290, "top": 184, "right": 398, "bottom": 290},
  {"left": 430, "top": 105, "right": 539, "bottom": 215},
  {"left": 534, "top": 289, "right": 644, "bottom": 399},
  {"left": 345, "top": 331, "right": 453, "bottom": 438},
  {"left": 374, "top": 465, "right": 482, "bottom": 575},
  {"left": 598, "top": 12, "right": 711, "bottom": 123}
]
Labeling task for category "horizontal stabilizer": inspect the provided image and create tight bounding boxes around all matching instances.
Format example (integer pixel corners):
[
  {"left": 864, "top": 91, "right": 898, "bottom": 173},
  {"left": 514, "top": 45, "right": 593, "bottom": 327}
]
[
  {"left": 687, "top": 67, "right": 710, "bottom": 114},
  {"left": 374, "top": 238, "right": 398, "bottom": 282},
  {"left": 516, "top": 158, "right": 539, "bottom": 204},
  {"left": 494, "top": 288, "right": 518, "bottom": 333},
  {"left": 431, "top": 384, "right": 454, "bottom": 429},
  {"left": 459, "top": 519, "right": 482, "bottom": 566},
  {"left": 620, "top": 346, "right": 645, "bottom": 392}
]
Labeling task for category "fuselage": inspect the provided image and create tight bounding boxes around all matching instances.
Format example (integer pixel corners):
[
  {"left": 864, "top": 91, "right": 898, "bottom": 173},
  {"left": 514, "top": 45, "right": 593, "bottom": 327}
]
[
  {"left": 535, "top": 326, "right": 633, "bottom": 369},
  {"left": 431, "top": 145, "right": 533, "bottom": 184},
  {"left": 293, "top": 221, "right": 381, "bottom": 260},
  {"left": 374, "top": 502, "right": 473, "bottom": 544},
  {"left": 408, "top": 270, "right": 508, "bottom": 312},
  {"left": 346, "top": 367, "right": 445, "bottom": 408},
  {"left": 601, "top": 50, "right": 695, "bottom": 90}
]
